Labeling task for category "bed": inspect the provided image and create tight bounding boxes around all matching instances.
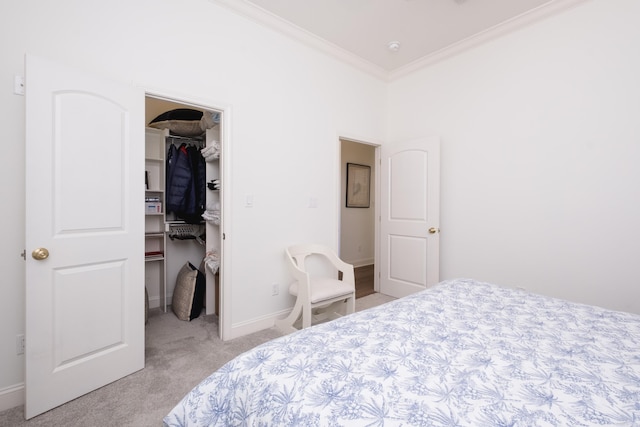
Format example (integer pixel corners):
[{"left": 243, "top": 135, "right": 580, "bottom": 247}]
[{"left": 163, "top": 278, "right": 640, "bottom": 426}]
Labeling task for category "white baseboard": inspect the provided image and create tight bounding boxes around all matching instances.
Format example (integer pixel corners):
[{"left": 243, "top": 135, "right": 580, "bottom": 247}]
[
  {"left": 147, "top": 295, "right": 173, "bottom": 310},
  {"left": 225, "top": 308, "right": 290, "bottom": 340},
  {"left": 0, "top": 383, "right": 24, "bottom": 412},
  {"left": 349, "top": 258, "right": 374, "bottom": 268},
  {"left": 148, "top": 295, "right": 161, "bottom": 309}
]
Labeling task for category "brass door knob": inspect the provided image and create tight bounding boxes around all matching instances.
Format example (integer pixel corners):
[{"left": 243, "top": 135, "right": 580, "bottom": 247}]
[
  {"left": 428, "top": 227, "right": 440, "bottom": 234},
  {"left": 32, "top": 248, "right": 50, "bottom": 260}
]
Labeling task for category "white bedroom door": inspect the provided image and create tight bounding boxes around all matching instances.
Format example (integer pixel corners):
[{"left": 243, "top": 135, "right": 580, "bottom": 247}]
[
  {"left": 379, "top": 137, "right": 440, "bottom": 298},
  {"left": 24, "top": 55, "right": 145, "bottom": 419}
]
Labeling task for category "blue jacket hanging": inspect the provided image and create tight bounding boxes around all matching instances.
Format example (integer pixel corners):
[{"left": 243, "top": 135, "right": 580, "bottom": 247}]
[
  {"left": 166, "top": 142, "right": 204, "bottom": 223},
  {"left": 183, "top": 144, "right": 206, "bottom": 223}
]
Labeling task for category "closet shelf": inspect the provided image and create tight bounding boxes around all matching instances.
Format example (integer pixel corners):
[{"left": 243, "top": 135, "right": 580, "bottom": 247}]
[
  {"left": 145, "top": 126, "right": 167, "bottom": 312},
  {"left": 145, "top": 249, "right": 164, "bottom": 260},
  {"left": 144, "top": 117, "right": 220, "bottom": 317}
]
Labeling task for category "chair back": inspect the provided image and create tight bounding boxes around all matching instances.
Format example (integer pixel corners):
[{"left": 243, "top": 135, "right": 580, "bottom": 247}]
[
  {"left": 285, "top": 244, "right": 354, "bottom": 285},
  {"left": 277, "top": 244, "right": 356, "bottom": 333}
]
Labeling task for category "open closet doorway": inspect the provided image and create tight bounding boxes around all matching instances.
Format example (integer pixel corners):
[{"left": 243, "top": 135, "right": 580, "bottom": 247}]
[
  {"left": 339, "top": 138, "right": 378, "bottom": 298},
  {"left": 144, "top": 95, "right": 224, "bottom": 339}
]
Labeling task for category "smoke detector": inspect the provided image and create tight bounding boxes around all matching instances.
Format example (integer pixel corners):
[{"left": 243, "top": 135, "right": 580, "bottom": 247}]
[{"left": 388, "top": 41, "right": 401, "bottom": 52}]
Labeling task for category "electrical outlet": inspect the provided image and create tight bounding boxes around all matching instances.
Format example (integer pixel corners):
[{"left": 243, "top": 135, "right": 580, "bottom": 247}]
[
  {"left": 272, "top": 284, "right": 279, "bottom": 296},
  {"left": 16, "top": 334, "right": 25, "bottom": 355}
]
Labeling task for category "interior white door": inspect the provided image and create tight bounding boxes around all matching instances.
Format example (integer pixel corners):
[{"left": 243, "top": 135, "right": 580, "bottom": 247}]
[
  {"left": 379, "top": 137, "right": 440, "bottom": 298},
  {"left": 25, "top": 55, "right": 144, "bottom": 419}
]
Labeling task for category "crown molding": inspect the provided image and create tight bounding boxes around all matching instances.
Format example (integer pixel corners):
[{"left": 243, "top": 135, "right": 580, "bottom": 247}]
[
  {"left": 389, "top": 0, "right": 590, "bottom": 80},
  {"left": 209, "top": 0, "right": 389, "bottom": 81},
  {"left": 209, "top": 0, "right": 589, "bottom": 83}
]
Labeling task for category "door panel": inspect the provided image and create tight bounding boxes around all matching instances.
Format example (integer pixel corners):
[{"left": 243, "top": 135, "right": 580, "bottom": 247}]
[
  {"left": 25, "top": 55, "right": 144, "bottom": 419},
  {"left": 389, "top": 235, "right": 426, "bottom": 286},
  {"left": 390, "top": 151, "right": 427, "bottom": 220},
  {"left": 53, "top": 261, "right": 126, "bottom": 368},
  {"left": 380, "top": 137, "right": 440, "bottom": 298},
  {"left": 55, "top": 92, "right": 126, "bottom": 231}
]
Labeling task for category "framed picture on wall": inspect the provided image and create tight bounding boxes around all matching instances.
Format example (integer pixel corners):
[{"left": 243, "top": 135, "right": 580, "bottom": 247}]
[{"left": 346, "top": 163, "right": 371, "bottom": 208}]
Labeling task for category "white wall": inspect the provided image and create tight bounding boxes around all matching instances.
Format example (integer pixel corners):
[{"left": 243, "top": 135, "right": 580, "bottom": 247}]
[
  {"left": 0, "top": 0, "right": 386, "bottom": 408},
  {"left": 388, "top": 0, "right": 640, "bottom": 314},
  {"left": 340, "top": 140, "right": 376, "bottom": 266},
  {"left": 4, "top": 0, "right": 639, "bottom": 413}
]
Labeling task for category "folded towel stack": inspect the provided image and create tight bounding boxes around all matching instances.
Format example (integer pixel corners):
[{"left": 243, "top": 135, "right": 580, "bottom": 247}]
[
  {"left": 204, "top": 249, "right": 220, "bottom": 275},
  {"left": 202, "top": 201, "right": 221, "bottom": 225},
  {"left": 201, "top": 141, "right": 220, "bottom": 161},
  {"left": 202, "top": 209, "right": 220, "bottom": 225}
]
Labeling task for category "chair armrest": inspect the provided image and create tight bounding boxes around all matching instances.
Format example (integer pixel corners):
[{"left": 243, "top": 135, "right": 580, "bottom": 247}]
[{"left": 323, "top": 252, "right": 355, "bottom": 286}]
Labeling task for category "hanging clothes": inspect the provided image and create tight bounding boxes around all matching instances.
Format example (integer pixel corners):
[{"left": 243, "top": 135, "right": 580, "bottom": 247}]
[
  {"left": 166, "top": 141, "right": 205, "bottom": 224},
  {"left": 183, "top": 144, "right": 206, "bottom": 224}
]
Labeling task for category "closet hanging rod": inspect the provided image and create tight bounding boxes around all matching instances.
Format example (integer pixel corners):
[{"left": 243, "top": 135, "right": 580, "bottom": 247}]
[
  {"left": 166, "top": 135, "right": 204, "bottom": 142},
  {"left": 166, "top": 135, "right": 205, "bottom": 148}
]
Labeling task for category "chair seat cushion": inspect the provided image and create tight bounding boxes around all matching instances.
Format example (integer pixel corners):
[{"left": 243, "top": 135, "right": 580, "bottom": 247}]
[{"left": 289, "top": 278, "right": 354, "bottom": 304}]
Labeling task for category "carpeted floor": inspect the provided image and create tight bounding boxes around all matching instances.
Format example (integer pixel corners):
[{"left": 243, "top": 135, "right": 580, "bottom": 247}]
[{"left": 0, "top": 292, "right": 394, "bottom": 426}]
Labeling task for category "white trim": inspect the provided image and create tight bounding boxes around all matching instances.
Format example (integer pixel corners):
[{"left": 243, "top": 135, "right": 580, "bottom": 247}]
[
  {"left": 389, "top": 0, "right": 590, "bottom": 80},
  {"left": 0, "top": 383, "right": 24, "bottom": 412},
  {"left": 373, "top": 146, "right": 381, "bottom": 293},
  {"left": 147, "top": 295, "right": 172, "bottom": 309},
  {"left": 348, "top": 258, "right": 375, "bottom": 269},
  {"left": 338, "top": 134, "right": 384, "bottom": 148},
  {"left": 226, "top": 309, "right": 291, "bottom": 340},
  {"left": 142, "top": 87, "right": 233, "bottom": 342},
  {"left": 209, "top": 0, "right": 388, "bottom": 81},
  {"left": 210, "top": 0, "right": 588, "bottom": 82},
  {"left": 337, "top": 134, "right": 383, "bottom": 294},
  {"left": 148, "top": 296, "right": 161, "bottom": 309}
]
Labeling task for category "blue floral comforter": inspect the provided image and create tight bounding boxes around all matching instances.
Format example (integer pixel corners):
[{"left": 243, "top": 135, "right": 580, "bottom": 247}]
[{"left": 164, "top": 279, "right": 640, "bottom": 426}]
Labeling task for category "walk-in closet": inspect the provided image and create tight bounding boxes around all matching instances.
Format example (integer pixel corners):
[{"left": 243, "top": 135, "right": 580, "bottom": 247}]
[{"left": 144, "top": 96, "right": 222, "bottom": 332}]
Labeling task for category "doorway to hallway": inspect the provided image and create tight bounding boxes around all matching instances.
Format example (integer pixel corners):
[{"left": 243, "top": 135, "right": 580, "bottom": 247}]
[{"left": 339, "top": 138, "right": 377, "bottom": 297}]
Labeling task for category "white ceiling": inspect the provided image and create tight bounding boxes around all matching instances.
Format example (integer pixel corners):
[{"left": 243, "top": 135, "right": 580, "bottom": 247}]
[{"left": 214, "top": 0, "right": 585, "bottom": 79}]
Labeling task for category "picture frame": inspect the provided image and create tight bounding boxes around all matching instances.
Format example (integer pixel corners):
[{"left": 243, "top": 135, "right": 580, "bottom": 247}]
[{"left": 346, "top": 163, "right": 371, "bottom": 208}]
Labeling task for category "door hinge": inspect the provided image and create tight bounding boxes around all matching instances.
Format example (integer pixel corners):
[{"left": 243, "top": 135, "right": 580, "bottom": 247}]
[{"left": 222, "top": 233, "right": 226, "bottom": 240}]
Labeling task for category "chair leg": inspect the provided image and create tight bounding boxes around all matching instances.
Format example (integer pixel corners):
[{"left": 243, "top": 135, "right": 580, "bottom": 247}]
[
  {"left": 275, "top": 293, "right": 356, "bottom": 334},
  {"left": 302, "top": 303, "right": 312, "bottom": 329},
  {"left": 275, "top": 299, "right": 303, "bottom": 334},
  {"left": 346, "top": 294, "right": 355, "bottom": 315},
  {"left": 325, "top": 296, "right": 356, "bottom": 321}
]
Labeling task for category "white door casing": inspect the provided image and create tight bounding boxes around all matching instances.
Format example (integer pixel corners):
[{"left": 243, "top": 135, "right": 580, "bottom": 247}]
[
  {"left": 379, "top": 137, "right": 440, "bottom": 298},
  {"left": 25, "top": 55, "right": 144, "bottom": 419}
]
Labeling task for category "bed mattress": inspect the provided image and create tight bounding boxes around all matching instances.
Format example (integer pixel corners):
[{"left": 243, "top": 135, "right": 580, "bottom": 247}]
[{"left": 164, "top": 278, "right": 640, "bottom": 426}]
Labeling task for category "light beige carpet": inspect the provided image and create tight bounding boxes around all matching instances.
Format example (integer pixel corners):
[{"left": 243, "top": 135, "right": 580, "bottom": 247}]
[{"left": 0, "top": 292, "right": 395, "bottom": 426}]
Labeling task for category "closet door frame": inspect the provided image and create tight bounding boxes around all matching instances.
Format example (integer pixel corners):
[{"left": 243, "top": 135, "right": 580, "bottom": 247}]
[{"left": 145, "top": 90, "right": 231, "bottom": 340}]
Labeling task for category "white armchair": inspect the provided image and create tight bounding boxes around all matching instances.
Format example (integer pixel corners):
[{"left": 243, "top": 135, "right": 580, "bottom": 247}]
[{"left": 275, "top": 244, "right": 356, "bottom": 334}]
